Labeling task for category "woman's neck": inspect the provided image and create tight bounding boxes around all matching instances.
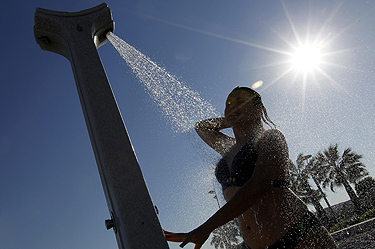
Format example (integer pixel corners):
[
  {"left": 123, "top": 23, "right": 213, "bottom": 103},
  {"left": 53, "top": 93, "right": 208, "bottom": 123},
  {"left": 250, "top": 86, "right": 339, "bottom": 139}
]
[{"left": 233, "top": 121, "right": 265, "bottom": 145}]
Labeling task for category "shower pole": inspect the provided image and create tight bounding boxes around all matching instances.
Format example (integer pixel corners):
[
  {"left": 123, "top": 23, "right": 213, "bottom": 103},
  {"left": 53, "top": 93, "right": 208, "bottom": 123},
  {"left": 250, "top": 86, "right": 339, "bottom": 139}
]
[{"left": 34, "top": 3, "right": 169, "bottom": 249}]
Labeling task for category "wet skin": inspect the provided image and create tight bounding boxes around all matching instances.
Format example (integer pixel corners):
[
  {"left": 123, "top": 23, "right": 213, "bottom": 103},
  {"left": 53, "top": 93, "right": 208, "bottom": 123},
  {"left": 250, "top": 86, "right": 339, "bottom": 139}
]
[{"left": 221, "top": 130, "right": 307, "bottom": 248}]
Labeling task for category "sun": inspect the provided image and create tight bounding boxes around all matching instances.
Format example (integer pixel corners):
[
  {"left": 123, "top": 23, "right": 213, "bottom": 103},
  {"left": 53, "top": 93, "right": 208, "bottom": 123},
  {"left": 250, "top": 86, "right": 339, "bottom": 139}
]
[
  {"left": 291, "top": 43, "right": 322, "bottom": 73},
  {"left": 153, "top": 0, "right": 345, "bottom": 96}
]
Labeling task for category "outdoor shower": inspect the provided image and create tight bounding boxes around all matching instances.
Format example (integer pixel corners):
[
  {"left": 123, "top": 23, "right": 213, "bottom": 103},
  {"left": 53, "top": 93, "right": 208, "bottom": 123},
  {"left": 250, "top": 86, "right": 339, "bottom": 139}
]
[{"left": 34, "top": 3, "right": 169, "bottom": 249}]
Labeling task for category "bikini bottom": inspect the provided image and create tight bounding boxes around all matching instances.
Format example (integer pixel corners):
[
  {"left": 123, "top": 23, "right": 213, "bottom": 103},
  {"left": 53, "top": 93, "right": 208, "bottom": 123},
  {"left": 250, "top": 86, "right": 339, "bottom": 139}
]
[
  {"left": 266, "top": 211, "right": 322, "bottom": 249},
  {"left": 243, "top": 211, "right": 322, "bottom": 249}
]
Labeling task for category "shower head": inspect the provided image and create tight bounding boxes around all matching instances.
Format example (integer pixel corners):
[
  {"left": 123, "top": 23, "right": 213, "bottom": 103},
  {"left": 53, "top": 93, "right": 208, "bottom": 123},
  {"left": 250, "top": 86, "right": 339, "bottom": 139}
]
[{"left": 34, "top": 3, "right": 114, "bottom": 59}]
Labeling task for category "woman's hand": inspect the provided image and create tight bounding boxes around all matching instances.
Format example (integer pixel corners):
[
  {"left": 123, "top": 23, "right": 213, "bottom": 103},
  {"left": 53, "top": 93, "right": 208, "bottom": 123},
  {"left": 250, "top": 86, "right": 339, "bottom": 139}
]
[
  {"left": 194, "top": 117, "right": 235, "bottom": 155},
  {"left": 164, "top": 227, "right": 211, "bottom": 249},
  {"left": 179, "top": 227, "right": 211, "bottom": 249}
]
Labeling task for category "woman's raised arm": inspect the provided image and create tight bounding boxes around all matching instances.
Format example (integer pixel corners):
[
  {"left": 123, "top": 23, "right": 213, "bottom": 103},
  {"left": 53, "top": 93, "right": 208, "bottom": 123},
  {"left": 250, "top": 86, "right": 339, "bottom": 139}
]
[{"left": 194, "top": 117, "right": 235, "bottom": 155}]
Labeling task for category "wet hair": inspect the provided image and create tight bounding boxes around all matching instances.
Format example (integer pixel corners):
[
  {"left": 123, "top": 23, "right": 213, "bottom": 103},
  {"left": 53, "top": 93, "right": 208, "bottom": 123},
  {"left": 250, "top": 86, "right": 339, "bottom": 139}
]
[{"left": 231, "top": 86, "right": 276, "bottom": 128}]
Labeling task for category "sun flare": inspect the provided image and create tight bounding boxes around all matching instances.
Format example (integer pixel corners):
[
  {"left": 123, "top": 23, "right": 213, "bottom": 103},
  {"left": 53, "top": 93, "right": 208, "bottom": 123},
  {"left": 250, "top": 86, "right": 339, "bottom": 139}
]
[{"left": 291, "top": 43, "right": 322, "bottom": 72}]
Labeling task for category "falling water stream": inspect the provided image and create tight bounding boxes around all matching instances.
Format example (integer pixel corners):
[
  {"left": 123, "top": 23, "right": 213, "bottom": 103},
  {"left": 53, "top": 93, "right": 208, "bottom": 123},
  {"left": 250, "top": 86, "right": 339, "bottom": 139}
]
[{"left": 106, "top": 32, "right": 220, "bottom": 133}]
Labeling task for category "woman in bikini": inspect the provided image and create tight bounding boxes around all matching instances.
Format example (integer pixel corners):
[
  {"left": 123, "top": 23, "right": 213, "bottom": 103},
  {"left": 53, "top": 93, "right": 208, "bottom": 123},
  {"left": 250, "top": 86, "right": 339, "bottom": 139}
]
[{"left": 165, "top": 87, "right": 337, "bottom": 249}]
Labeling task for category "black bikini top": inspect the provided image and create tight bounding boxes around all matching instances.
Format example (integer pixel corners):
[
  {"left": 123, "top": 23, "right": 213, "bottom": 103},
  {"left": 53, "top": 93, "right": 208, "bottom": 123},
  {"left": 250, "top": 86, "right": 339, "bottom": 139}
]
[
  {"left": 215, "top": 141, "right": 258, "bottom": 192},
  {"left": 215, "top": 140, "right": 290, "bottom": 192}
]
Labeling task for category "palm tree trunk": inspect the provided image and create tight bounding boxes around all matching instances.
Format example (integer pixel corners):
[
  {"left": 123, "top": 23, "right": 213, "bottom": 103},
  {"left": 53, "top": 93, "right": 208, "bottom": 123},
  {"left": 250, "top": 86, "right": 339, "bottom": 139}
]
[
  {"left": 311, "top": 175, "right": 335, "bottom": 212},
  {"left": 310, "top": 195, "right": 326, "bottom": 217},
  {"left": 340, "top": 175, "right": 364, "bottom": 213},
  {"left": 311, "top": 175, "right": 343, "bottom": 228},
  {"left": 305, "top": 185, "right": 329, "bottom": 224}
]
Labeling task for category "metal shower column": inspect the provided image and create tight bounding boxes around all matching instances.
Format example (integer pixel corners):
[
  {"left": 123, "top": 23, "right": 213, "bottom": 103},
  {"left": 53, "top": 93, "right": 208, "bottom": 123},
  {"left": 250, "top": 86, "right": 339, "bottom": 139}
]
[{"left": 34, "top": 3, "right": 169, "bottom": 249}]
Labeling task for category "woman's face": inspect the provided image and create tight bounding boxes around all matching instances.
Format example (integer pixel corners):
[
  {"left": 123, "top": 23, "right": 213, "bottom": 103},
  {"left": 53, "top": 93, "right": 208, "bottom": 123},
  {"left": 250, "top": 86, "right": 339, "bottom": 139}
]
[{"left": 224, "top": 89, "right": 261, "bottom": 127}]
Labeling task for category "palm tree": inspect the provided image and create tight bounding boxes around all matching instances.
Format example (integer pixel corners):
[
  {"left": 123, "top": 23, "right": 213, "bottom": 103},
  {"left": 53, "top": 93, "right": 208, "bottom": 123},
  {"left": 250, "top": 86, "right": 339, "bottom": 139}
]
[
  {"left": 289, "top": 155, "right": 328, "bottom": 221},
  {"left": 315, "top": 144, "right": 368, "bottom": 214}
]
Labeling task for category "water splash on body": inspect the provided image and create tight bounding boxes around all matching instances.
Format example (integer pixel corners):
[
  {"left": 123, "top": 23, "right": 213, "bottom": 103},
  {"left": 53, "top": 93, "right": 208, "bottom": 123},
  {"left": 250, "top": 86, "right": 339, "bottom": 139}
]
[{"left": 106, "top": 32, "right": 220, "bottom": 133}]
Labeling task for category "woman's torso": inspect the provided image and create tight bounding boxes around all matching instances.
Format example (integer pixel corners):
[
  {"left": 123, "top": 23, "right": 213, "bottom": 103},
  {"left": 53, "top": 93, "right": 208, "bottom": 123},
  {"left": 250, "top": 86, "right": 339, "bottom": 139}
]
[
  {"left": 217, "top": 136, "right": 308, "bottom": 249},
  {"left": 224, "top": 186, "right": 307, "bottom": 249}
]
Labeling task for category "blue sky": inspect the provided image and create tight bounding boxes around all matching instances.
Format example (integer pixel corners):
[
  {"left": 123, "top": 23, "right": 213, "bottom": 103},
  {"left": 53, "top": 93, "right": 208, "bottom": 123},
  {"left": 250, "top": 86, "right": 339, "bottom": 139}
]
[{"left": 1, "top": 1, "right": 375, "bottom": 248}]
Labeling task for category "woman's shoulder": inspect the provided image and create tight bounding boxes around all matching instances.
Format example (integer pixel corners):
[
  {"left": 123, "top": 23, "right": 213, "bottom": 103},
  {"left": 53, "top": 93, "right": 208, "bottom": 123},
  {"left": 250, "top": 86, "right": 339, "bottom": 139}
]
[
  {"left": 261, "top": 128, "right": 286, "bottom": 141},
  {"left": 257, "top": 129, "right": 288, "bottom": 153}
]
